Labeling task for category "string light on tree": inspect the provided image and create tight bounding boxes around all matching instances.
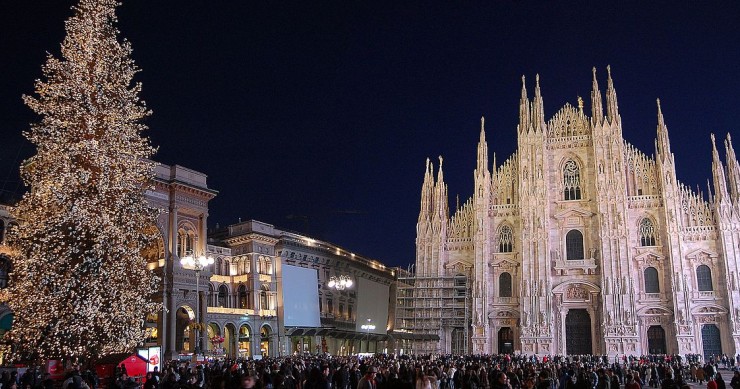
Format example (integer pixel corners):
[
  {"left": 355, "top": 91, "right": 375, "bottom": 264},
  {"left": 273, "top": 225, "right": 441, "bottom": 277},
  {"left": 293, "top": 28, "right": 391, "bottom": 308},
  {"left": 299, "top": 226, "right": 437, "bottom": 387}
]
[{"left": 0, "top": 0, "right": 160, "bottom": 361}]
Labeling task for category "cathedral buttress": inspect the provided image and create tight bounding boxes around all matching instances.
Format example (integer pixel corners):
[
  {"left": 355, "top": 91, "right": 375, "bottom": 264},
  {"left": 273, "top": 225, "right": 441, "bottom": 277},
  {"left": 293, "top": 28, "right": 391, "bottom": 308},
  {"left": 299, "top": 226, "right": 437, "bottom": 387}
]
[
  {"left": 472, "top": 117, "right": 491, "bottom": 353},
  {"left": 654, "top": 99, "right": 693, "bottom": 354},
  {"left": 711, "top": 134, "right": 740, "bottom": 353},
  {"left": 517, "top": 74, "right": 553, "bottom": 355},
  {"left": 591, "top": 67, "right": 639, "bottom": 354}
]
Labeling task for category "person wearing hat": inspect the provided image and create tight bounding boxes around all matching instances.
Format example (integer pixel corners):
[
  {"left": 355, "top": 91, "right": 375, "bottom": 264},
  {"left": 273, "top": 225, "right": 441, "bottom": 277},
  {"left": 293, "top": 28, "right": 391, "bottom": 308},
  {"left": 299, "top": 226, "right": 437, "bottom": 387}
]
[{"left": 358, "top": 366, "right": 378, "bottom": 389}]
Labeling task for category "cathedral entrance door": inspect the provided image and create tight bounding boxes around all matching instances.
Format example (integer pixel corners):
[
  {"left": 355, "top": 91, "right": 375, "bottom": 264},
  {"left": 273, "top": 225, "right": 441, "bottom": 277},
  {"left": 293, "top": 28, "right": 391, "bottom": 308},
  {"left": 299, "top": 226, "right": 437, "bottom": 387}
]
[
  {"left": 701, "top": 324, "right": 722, "bottom": 359},
  {"left": 647, "top": 325, "right": 666, "bottom": 354},
  {"left": 451, "top": 328, "right": 465, "bottom": 355},
  {"left": 498, "top": 327, "right": 514, "bottom": 354},
  {"left": 565, "top": 309, "right": 592, "bottom": 355}
]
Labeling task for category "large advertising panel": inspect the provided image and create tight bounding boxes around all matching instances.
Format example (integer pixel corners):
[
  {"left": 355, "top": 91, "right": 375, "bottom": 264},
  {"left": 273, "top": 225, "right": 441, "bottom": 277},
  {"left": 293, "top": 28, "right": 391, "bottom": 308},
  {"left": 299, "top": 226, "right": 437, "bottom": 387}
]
[
  {"left": 283, "top": 264, "right": 321, "bottom": 327},
  {"left": 355, "top": 277, "right": 389, "bottom": 335}
]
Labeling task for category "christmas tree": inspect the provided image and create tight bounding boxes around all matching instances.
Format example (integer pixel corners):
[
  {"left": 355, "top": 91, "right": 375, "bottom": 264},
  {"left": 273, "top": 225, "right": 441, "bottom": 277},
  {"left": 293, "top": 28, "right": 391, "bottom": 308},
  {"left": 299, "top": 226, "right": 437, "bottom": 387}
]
[{"left": 0, "top": 0, "right": 160, "bottom": 361}]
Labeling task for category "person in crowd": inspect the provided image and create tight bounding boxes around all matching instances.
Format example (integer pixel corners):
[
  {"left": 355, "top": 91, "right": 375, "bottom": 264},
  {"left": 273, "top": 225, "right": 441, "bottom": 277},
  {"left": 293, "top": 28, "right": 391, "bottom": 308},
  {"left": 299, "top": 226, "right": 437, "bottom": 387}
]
[
  {"left": 697, "top": 366, "right": 706, "bottom": 385},
  {"left": 624, "top": 374, "right": 640, "bottom": 389},
  {"left": 358, "top": 367, "right": 379, "bottom": 389},
  {"left": 491, "top": 372, "right": 511, "bottom": 389},
  {"left": 717, "top": 373, "right": 727, "bottom": 389},
  {"left": 730, "top": 371, "right": 740, "bottom": 389}
]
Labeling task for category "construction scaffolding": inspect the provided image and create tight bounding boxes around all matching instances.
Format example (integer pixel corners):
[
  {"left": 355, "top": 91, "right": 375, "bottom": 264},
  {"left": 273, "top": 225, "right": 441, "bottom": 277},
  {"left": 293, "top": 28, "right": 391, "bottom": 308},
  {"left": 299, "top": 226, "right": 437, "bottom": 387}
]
[{"left": 394, "top": 267, "right": 471, "bottom": 355}]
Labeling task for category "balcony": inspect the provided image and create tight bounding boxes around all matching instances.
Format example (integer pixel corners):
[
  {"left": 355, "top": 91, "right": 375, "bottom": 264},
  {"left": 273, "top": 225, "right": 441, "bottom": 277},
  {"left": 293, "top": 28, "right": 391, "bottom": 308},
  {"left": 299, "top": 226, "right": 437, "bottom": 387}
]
[
  {"left": 494, "top": 297, "right": 519, "bottom": 305},
  {"left": 552, "top": 258, "right": 597, "bottom": 275},
  {"left": 207, "top": 307, "right": 254, "bottom": 316}
]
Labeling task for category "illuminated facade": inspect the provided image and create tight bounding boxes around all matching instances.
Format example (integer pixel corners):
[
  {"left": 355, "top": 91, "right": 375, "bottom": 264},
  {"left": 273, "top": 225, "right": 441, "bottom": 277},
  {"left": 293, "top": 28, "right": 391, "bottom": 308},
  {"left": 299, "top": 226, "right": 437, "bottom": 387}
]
[
  {"left": 208, "top": 220, "right": 397, "bottom": 357},
  {"left": 401, "top": 68, "right": 740, "bottom": 357}
]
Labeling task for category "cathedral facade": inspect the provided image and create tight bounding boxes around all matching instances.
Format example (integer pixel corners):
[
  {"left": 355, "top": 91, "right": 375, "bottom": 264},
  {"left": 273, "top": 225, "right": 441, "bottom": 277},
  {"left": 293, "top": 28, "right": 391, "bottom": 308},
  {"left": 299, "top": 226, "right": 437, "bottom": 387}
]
[{"left": 409, "top": 67, "right": 740, "bottom": 357}]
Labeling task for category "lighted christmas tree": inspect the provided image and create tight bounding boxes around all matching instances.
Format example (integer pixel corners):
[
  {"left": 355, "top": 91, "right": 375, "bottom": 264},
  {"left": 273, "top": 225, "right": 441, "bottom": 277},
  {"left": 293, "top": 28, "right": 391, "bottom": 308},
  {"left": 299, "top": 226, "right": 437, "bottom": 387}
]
[{"left": 0, "top": 0, "right": 160, "bottom": 361}]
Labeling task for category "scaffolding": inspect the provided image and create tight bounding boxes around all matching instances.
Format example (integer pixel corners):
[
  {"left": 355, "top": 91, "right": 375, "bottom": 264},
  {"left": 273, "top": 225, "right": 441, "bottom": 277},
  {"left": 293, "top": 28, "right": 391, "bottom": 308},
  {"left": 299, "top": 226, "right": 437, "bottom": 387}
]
[{"left": 395, "top": 268, "right": 471, "bottom": 355}]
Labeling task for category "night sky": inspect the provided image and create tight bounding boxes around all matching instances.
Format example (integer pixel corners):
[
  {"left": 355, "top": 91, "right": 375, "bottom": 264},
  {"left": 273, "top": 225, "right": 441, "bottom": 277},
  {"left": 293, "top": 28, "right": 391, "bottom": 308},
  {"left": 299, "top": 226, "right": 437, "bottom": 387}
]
[{"left": 1, "top": 1, "right": 739, "bottom": 268}]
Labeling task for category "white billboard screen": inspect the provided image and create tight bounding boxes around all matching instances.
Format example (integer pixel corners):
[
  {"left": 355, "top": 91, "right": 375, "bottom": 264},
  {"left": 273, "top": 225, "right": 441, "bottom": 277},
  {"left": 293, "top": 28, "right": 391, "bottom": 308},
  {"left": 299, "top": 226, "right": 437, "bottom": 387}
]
[
  {"left": 355, "top": 277, "right": 389, "bottom": 334},
  {"left": 283, "top": 264, "right": 321, "bottom": 327}
]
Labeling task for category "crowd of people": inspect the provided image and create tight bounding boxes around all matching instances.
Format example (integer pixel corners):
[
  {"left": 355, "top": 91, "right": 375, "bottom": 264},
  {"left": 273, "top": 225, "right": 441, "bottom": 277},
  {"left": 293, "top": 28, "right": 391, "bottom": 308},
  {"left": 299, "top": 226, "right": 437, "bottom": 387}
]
[{"left": 5, "top": 353, "right": 740, "bottom": 389}]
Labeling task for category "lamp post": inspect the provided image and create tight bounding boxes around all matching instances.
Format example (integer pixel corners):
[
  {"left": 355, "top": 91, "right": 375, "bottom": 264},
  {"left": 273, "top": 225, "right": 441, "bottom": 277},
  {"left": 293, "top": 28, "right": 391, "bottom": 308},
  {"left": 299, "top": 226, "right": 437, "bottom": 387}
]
[
  {"left": 327, "top": 275, "right": 353, "bottom": 290},
  {"left": 180, "top": 252, "right": 214, "bottom": 359},
  {"left": 360, "top": 319, "right": 375, "bottom": 354}
]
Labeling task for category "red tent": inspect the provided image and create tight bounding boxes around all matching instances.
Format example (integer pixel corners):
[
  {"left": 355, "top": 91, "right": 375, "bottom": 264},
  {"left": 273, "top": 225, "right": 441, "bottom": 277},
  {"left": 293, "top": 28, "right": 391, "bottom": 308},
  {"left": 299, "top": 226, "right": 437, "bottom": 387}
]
[{"left": 95, "top": 353, "right": 148, "bottom": 382}]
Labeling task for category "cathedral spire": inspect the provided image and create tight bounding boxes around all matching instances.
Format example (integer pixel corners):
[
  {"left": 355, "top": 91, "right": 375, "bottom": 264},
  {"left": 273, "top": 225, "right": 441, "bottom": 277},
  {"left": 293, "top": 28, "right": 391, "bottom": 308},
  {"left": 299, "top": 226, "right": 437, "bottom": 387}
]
[
  {"left": 606, "top": 65, "right": 620, "bottom": 123},
  {"left": 724, "top": 133, "right": 740, "bottom": 202},
  {"left": 591, "top": 67, "right": 603, "bottom": 123},
  {"left": 433, "top": 156, "right": 449, "bottom": 220},
  {"left": 532, "top": 74, "right": 545, "bottom": 132},
  {"left": 519, "top": 75, "right": 530, "bottom": 133},
  {"left": 477, "top": 116, "right": 489, "bottom": 174},
  {"left": 711, "top": 133, "right": 729, "bottom": 202},
  {"left": 418, "top": 158, "right": 433, "bottom": 222},
  {"left": 655, "top": 99, "right": 672, "bottom": 159}
]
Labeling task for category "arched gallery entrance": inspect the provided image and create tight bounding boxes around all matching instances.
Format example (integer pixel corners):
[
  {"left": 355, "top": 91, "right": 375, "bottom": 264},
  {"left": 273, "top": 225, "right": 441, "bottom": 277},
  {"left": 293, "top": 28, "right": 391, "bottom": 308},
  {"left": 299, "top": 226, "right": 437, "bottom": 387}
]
[
  {"left": 175, "top": 306, "right": 195, "bottom": 353},
  {"left": 224, "top": 323, "right": 236, "bottom": 358},
  {"left": 565, "top": 309, "right": 592, "bottom": 355},
  {"left": 239, "top": 324, "right": 252, "bottom": 358},
  {"left": 260, "top": 325, "right": 271, "bottom": 356}
]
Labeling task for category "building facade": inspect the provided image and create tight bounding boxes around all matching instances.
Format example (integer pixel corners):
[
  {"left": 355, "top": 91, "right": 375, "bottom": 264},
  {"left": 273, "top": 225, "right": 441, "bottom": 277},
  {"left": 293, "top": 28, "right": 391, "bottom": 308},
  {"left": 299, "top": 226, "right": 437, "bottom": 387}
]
[
  {"left": 399, "top": 67, "right": 740, "bottom": 357},
  {"left": 208, "top": 219, "right": 397, "bottom": 357}
]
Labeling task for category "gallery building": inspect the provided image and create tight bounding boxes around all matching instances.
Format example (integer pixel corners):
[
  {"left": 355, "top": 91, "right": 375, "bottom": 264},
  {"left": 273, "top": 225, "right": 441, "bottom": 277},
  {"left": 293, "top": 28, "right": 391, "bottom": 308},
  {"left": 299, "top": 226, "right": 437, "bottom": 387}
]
[
  {"left": 0, "top": 160, "right": 399, "bottom": 361},
  {"left": 397, "top": 67, "right": 740, "bottom": 358}
]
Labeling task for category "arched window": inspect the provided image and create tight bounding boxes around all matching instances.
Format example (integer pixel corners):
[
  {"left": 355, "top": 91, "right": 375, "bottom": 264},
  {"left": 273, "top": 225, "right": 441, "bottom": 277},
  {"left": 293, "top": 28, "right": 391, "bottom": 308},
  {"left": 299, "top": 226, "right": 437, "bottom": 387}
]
[
  {"left": 563, "top": 160, "right": 582, "bottom": 200},
  {"left": 327, "top": 299, "right": 333, "bottom": 314},
  {"left": 566, "top": 230, "right": 584, "bottom": 260},
  {"left": 215, "top": 258, "right": 223, "bottom": 276},
  {"left": 644, "top": 267, "right": 660, "bottom": 293},
  {"left": 639, "top": 218, "right": 657, "bottom": 246},
  {"left": 264, "top": 257, "right": 273, "bottom": 274},
  {"left": 697, "top": 265, "right": 713, "bottom": 291},
  {"left": 260, "top": 285, "right": 270, "bottom": 310},
  {"left": 348, "top": 305, "right": 353, "bottom": 320},
  {"left": 499, "top": 272, "right": 512, "bottom": 297},
  {"left": 498, "top": 225, "right": 514, "bottom": 253},
  {"left": 238, "top": 284, "right": 249, "bottom": 309},
  {"left": 218, "top": 285, "right": 228, "bottom": 307}
]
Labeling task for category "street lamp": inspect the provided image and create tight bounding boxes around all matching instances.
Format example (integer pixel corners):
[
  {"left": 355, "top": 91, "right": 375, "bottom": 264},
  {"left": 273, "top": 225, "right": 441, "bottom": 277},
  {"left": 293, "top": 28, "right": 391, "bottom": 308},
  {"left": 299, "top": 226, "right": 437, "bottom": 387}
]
[
  {"left": 327, "top": 275, "right": 353, "bottom": 290},
  {"left": 180, "top": 252, "right": 214, "bottom": 359},
  {"left": 360, "top": 319, "right": 375, "bottom": 353}
]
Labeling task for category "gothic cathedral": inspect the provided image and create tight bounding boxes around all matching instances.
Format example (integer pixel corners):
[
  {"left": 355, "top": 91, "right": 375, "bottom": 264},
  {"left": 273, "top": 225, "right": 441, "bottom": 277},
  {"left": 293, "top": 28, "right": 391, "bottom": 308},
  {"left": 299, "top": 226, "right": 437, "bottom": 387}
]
[{"left": 411, "top": 67, "right": 740, "bottom": 357}]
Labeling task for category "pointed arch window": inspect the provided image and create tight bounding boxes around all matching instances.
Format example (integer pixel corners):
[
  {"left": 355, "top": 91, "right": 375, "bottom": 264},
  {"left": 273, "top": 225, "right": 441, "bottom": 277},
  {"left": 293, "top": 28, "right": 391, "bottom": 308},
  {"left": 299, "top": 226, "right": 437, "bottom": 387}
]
[
  {"left": 498, "top": 225, "right": 514, "bottom": 253},
  {"left": 639, "top": 218, "right": 657, "bottom": 246},
  {"left": 697, "top": 265, "right": 713, "bottom": 291},
  {"left": 566, "top": 230, "right": 584, "bottom": 260},
  {"left": 563, "top": 160, "right": 582, "bottom": 200},
  {"left": 644, "top": 267, "right": 660, "bottom": 293},
  {"left": 499, "top": 272, "right": 512, "bottom": 297}
]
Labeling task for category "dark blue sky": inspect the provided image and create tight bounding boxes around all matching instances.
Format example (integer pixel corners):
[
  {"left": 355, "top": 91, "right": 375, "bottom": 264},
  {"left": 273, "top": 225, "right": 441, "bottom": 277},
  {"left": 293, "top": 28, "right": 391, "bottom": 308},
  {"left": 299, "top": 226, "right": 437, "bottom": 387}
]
[{"left": 1, "top": 1, "right": 739, "bottom": 268}]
